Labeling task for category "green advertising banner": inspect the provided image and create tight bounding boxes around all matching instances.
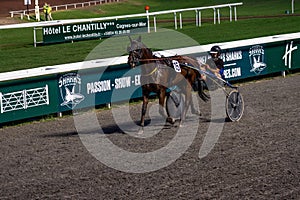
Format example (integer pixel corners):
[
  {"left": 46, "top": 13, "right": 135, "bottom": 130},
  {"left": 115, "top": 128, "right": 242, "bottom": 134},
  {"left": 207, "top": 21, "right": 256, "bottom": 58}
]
[
  {"left": 0, "top": 75, "right": 59, "bottom": 124},
  {"left": 43, "top": 18, "right": 148, "bottom": 44},
  {"left": 192, "top": 38, "right": 300, "bottom": 81},
  {"left": 57, "top": 65, "right": 143, "bottom": 112},
  {"left": 1, "top": 36, "right": 300, "bottom": 124}
]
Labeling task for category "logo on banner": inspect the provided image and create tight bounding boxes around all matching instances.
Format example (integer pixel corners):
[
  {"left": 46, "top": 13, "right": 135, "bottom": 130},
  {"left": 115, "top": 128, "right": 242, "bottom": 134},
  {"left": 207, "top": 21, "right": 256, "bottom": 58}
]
[
  {"left": 282, "top": 41, "right": 298, "bottom": 69},
  {"left": 59, "top": 73, "right": 84, "bottom": 109},
  {"left": 249, "top": 45, "right": 267, "bottom": 75}
]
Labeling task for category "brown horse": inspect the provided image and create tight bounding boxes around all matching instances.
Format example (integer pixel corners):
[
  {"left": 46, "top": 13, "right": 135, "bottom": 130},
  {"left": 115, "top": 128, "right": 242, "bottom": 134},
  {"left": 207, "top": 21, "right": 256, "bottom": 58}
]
[{"left": 127, "top": 36, "right": 208, "bottom": 129}]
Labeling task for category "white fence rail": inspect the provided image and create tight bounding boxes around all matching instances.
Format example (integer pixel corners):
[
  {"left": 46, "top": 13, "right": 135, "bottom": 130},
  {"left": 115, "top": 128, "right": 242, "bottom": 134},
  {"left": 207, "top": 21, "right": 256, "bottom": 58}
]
[
  {"left": 2, "top": 2, "right": 243, "bottom": 47},
  {"left": 2, "top": 2, "right": 243, "bottom": 30},
  {"left": 291, "top": 0, "right": 295, "bottom": 14},
  {"left": 146, "top": 2, "right": 243, "bottom": 31},
  {"left": 9, "top": 0, "right": 121, "bottom": 18}
]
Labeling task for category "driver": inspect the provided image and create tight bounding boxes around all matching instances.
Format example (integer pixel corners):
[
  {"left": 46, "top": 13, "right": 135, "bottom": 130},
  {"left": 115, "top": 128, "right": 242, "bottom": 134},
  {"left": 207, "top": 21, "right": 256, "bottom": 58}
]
[{"left": 204, "top": 45, "right": 225, "bottom": 79}]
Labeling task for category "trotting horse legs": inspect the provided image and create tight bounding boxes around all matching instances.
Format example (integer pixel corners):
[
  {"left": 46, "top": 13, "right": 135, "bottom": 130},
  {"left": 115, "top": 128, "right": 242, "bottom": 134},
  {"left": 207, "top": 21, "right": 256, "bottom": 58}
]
[
  {"left": 139, "top": 88, "right": 168, "bottom": 134},
  {"left": 140, "top": 92, "right": 149, "bottom": 128},
  {"left": 140, "top": 86, "right": 167, "bottom": 126},
  {"left": 179, "top": 85, "right": 193, "bottom": 127},
  {"left": 158, "top": 88, "right": 167, "bottom": 118}
]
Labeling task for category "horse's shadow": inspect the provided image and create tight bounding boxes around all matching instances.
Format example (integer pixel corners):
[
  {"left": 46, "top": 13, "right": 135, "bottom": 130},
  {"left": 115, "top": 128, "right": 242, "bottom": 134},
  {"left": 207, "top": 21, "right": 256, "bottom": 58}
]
[
  {"left": 199, "top": 117, "right": 230, "bottom": 123},
  {"left": 41, "top": 118, "right": 175, "bottom": 138}
]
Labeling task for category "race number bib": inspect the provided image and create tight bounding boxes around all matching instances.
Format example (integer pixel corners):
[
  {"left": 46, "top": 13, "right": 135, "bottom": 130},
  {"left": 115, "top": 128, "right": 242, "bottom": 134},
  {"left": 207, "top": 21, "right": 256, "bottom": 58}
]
[{"left": 172, "top": 60, "right": 181, "bottom": 72}]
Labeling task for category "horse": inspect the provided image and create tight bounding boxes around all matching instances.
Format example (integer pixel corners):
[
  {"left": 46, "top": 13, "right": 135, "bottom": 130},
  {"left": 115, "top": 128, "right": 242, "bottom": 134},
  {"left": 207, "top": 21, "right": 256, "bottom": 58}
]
[{"left": 127, "top": 36, "right": 209, "bottom": 130}]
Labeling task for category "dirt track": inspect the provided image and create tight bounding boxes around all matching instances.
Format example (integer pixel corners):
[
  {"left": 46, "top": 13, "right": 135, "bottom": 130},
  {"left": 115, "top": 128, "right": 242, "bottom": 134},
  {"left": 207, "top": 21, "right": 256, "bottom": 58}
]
[{"left": 0, "top": 74, "right": 299, "bottom": 199}]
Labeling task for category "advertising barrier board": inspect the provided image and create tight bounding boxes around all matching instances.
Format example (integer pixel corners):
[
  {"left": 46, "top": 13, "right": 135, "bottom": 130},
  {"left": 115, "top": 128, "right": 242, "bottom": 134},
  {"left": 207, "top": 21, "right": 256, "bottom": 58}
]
[
  {"left": 0, "top": 75, "right": 59, "bottom": 123},
  {"left": 0, "top": 35, "right": 299, "bottom": 124},
  {"left": 43, "top": 18, "right": 148, "bottom": 44},
  {"left": 57, "top": 65, "right": 142, "bottom": 112},
  {"left": 193, "top": 39, "right": 300, "bottom": 81}
]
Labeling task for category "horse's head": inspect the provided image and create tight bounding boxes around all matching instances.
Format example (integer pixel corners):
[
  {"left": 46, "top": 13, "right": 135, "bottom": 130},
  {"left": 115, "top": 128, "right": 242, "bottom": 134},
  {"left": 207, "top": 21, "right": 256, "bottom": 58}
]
[{"left": 127, "top": 36, "right": 148, "bottom": 68}]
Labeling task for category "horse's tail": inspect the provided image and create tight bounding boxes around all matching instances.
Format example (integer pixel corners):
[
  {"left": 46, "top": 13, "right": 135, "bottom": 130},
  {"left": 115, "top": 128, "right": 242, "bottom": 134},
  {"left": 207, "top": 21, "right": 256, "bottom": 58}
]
[{"left": 195, "top": 78, "right": 210, "bottom": 102}]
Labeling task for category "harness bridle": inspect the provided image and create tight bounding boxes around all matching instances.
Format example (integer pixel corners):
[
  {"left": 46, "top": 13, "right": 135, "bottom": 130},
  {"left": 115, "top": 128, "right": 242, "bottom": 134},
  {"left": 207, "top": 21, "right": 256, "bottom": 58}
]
[
  {"left": 128, "top": 46, "right": 160, "bottom": 76},
  {"left": 128, "top": 42, "right": 195, "bottom": 78}
]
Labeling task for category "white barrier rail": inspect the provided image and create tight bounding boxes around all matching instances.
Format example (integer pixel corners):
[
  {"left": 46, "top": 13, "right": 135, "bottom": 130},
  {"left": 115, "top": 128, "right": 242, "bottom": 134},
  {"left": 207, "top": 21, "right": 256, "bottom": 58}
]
[
  {"left": 0, "top": 32, "right": 299, "bottom": 82},
  {"left": 3, "top": 2, "right": 243, "bottom": 30},
  {"left": 9, "top": 0, "right": 121, "bottom": 18},
  {"left": 2, "top": 3, "right": 243, "bottom": 47},
  {"left": 146, "top": 2, "right": 243, "bottom": 31},
  {"left": 292, "top": 0, "right": 295, "bottom": 14}
]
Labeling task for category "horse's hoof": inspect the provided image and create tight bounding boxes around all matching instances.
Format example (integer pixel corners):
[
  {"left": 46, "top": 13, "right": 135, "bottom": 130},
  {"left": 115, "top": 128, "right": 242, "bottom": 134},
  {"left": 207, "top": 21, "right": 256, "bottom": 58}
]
[
  {"left": 179, "top": 123, "right": 185, "bottom": 127},
  {"left": 138, "top": 128, "right": 144, "bottom": 135},
  {"left": 166, "top": 117, "right": 175, "bottom": 124},
  {"left": 191, "top": 109, "right": 202, "bottom": 116}
]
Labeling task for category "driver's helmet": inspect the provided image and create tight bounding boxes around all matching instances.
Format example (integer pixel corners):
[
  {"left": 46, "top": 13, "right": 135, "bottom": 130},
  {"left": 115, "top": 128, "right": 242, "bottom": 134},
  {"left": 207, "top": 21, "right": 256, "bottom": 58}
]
[{"left": 210, "top": 45, "right": 222, "bottom": 59}]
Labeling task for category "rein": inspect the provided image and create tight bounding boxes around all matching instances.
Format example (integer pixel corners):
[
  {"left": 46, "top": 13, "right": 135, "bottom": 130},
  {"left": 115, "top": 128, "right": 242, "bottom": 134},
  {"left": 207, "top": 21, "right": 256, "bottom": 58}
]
[
  {"left": 142, "top": 67, "right": 158, "bottom": 76},
  {"left": 138, "top": 56, "right": 183, "bottom": 62}
]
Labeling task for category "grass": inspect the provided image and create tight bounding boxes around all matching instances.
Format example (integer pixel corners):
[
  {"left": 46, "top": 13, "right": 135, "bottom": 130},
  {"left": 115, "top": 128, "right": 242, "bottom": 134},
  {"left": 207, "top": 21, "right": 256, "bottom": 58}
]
[
  {"left": 0, "top": 0, "right": 299, "bottom": 73},
  {"left": 51, "top": 0, "right": 295, "bottom": 19},
  {"left": 178, "top": 16, "right": 300, "bottom": 44}
]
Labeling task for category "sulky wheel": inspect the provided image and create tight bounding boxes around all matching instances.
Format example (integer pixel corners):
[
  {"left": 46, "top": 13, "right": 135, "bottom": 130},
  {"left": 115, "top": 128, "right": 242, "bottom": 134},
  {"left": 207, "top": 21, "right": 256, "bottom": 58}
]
[
  {"left": 166, "top": 90, "right": 184, "bottom": 120},
  {"left": 225, "top": 90, "right": 244, "bottom": 122}
]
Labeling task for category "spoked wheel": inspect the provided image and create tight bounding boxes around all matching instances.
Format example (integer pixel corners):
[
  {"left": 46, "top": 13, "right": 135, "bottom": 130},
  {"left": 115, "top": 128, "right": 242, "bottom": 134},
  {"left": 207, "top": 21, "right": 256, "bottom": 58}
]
[{"left": 225, "top": 90, "right": 244, "bottom": 122}]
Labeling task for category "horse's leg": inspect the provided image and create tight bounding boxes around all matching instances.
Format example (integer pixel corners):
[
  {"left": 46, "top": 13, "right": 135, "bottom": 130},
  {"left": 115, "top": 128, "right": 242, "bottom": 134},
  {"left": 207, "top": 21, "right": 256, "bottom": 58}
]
[
  {"left": 137, "top": 94, "right": 149, "bottom": 134},
  {"left": 190, "top": 77, "right": 201, "bottom": 116},
  {"left": 180, "top": 86, "right": 192, "bottom": 127},
  {"left": 190, "top": 94, "right": 200, "bottom": 115},
  {"left": 184, "top": 71, "right": 201, "bottom": 116},
  {"left": 140, "top": 94, "right": 149, "bottom": 127},
  {"left": 158, "top": 88, "right": 167, "bottom": 118}
]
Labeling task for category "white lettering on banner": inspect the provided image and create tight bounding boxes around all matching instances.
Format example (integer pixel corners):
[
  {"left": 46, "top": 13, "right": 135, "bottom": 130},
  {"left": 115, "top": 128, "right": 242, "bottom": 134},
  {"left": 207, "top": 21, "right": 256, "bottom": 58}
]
[
  {"left": 224, "top": 67, "right": 241, "bottom": 79},
  {"left": 225, "top": 51, "right": 242, "bottom": 62},
  {"left": 196, "top": 51, "right": 242, "bottom": 66},
  {"left": 116, "top": 22, "right": 146, "bottom": 30},
  {"left": 104, "top": 31, "right": 114, "bottom": 36},
  {"left": 62, "top": 26, "right": 71, "bottom": 33},
  {"left": 116, "top": 23, "right": 131, "bottom": 29},
  {"left": 87, "top": 80, "right": 111, "bottom": 94},
  {"left": 72, "top": 23, "right": 107, "bottom": 33},
  {"left": 139, "top": 22, "right": 147, "bottom": 27},
  {"left": 249, "top": 46, "right": 264, "bottom": 56},
  {"left": 43, "top": 26, "right": 61, "bottom": 35},
  {"left": 59, "top": 74, "right": 81, "bottom": 87},
  {"left": 134, "top": 75, "right": 141, "bottom": 86},
  {"left": 196, "top": 56, "right": 208, "bottom": 65},
  {"left": 220, "top": 53, "right": 226, "bottom": 61},
  {"left": 86, "top": 76, "right": 139, "bottom": 94},
  {"left": 115, "top": 77, "right": 131, "bottom": 89},
  {"left": 282, "top": 41, "right": 298, "bottom": 69}
]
